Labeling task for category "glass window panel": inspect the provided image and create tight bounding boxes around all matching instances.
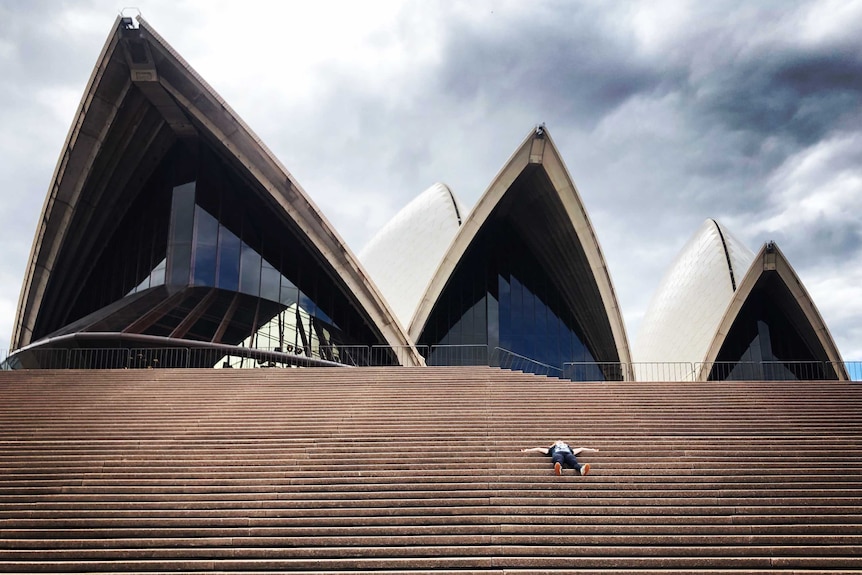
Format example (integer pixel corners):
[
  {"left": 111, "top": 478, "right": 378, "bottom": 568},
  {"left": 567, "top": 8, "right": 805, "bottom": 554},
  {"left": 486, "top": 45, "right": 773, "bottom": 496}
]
[
  {"left": 298, "top": 292, "right": 316, "bottom": 320},
  {"left": 151, "top": 258, "right": 166, "bottom": 288},
  {"left": 473, "top": 295, "right": 487, "bottom": 344},
  {"left": 239, "top": 243, "right": 261, "bottom": 297},
  {"left": 535, "top": 294, "right": 549, "bottom": 366},
  {"left": 167, "top": 182, "right": 196, "bottom": 286},
  {"left": 315, "top": 303, "right": 334, "bottom": 325},
  {"left": 294, "top": 305, "right": 311, "bottom": 354},
  {"left": 280, "top": 281, "right": 298, "bottom": 307},
  {"left": 130, "top": 273, "right": 147, "bottom": 295},
  {"left": 512, "top": 283, "right": 526, "bottom": 357},
  {"left": 523, "top": 287, "right": 536, "bottom": 361},
  {"left": 247, "top": 299, "right": 282, "bottom": 349},
  {"left": 487, "top": 292, "right": 499, "bottom": 353},
  {"left": 460, "top": 292, "right": 472, "bottom": 346},
  {"left": 217, "top": 224, "right": 240, "bottom": 291},
  {"left": 260, "top": 260, "right": 280, "bottom": 302},
  {"left": 170, "top": 242, "right": 192, "bottom": 286},
  {"left": 192, "top": 206, "right": 219, "bottom": 287},
  {"left": 282, "top": 304, "right": 300, "bottom": 352},
  {"left": 439, "top": 292, "right": 455, "bottom": 345},
  {"left": 498, "top": 274, "right": 511, "bottom": 351},
  {"left": 553, "top": 307, "right": 568, "bottom": 363},
  {"left": 564, "top": 321, "right": 576, "bottom": 363},
  {"left": 547, "top": 313, "right": 567, "bottom": 367},
  {"left": 128, "top": 258, "right": 167, "bottom": 296}
]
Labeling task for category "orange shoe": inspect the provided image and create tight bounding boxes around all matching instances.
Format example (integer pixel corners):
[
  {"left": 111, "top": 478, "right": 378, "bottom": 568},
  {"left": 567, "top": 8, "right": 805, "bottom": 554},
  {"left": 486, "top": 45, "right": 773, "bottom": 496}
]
[
  {"left": 554, "top": 461, "right": 562, "bottom": 476},
  {"left": 580, "top": 463, "right": 591, "bottom": 476}
]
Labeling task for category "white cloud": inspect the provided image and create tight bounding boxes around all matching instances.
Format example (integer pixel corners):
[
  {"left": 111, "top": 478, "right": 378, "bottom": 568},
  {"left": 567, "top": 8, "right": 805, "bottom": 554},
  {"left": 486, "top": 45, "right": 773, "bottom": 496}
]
[
  {"left": 0, "top": 37, "right": 14, "bottom": 60},
  {"left": 804, "top": 259, "right": 862, "bottom": 361},
  {"left": 750, "top": 134, "right": 862, "bottom": 234},
  {"left": 34, "top": 86, "right": 82, "bottom": 126},
  {"left": 795, "top": 0, "right": 862, "bottom": 47},
  {"left": 156, "top": 0, "right": 427, "bottom": 108},
  {"left": 629, "top": 0, "right": 694, "bottom": 55}
]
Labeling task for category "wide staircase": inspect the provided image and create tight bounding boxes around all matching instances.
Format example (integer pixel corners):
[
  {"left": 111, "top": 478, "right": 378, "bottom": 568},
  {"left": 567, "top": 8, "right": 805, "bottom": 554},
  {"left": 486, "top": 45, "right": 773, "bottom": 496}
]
[{"left": 0, "top": 366, "right": 861, "bottom": 573}]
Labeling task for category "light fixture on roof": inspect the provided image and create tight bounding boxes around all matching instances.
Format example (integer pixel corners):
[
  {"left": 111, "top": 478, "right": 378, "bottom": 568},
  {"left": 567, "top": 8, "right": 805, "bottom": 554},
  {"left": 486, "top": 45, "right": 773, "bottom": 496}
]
[{"left": 119, "top": 7, "right": 141, "bottom": 29}]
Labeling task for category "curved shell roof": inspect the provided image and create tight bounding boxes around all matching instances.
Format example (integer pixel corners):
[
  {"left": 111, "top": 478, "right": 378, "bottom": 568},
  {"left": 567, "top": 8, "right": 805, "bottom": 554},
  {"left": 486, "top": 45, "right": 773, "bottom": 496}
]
[
  {"left": 359, "top": 183, "right": 463, "bottom": 328},
  {"left": 12, "top": 16, "right": 423, "bottom": 366},
  {"left": 409, "top": 127, "right": 632, "bottom": 369},
  {"left": 701, "top": 241, "right": 848, "bottom": 380},
  {"left": 634, "top": 219, "right": 755, "bottom": 374}
]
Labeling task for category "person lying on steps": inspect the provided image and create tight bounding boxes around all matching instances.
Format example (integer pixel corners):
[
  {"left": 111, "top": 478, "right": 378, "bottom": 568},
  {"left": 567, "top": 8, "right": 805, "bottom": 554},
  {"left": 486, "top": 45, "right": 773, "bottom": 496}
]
[{"left": 521, "top": 440, "right": 599, "bottom": 476}]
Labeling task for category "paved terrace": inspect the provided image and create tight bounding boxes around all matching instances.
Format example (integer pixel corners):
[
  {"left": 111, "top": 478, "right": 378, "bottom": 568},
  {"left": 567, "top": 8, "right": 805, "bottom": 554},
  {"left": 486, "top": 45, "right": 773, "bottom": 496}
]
[{"left": 0, "top": 366, "right": 861, "bottom": 573}]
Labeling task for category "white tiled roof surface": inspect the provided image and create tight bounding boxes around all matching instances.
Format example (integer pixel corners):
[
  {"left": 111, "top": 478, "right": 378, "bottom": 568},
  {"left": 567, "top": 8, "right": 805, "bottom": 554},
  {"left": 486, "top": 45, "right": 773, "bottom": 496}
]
[
  {"left": 359, "top": 183, "right": 463, "bottom": 328},
  {"left": 633, "top": 219, "right": 755, "bottom": 376}
]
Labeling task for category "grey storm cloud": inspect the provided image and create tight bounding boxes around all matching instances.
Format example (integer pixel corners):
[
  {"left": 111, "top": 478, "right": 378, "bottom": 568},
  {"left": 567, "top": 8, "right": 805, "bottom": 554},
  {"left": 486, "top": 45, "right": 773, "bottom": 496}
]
[
  {"left": 694, "top": 49, "right": 862, "bottom": 147},
  {"left": 419, "top": 3, "right": 862, "bottom": 226},
  {"left": 807, "top": 220, "right": 862, "bottom": 263},
  {"left": 436, "top": 7, "right": 668, "bottom": 128}
]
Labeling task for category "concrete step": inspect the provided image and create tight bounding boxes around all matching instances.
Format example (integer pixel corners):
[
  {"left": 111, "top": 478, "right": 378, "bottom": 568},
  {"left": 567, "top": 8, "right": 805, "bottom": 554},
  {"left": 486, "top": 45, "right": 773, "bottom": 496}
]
[{"left": 0, "top": 367, "right": 861, "bottom": 572}]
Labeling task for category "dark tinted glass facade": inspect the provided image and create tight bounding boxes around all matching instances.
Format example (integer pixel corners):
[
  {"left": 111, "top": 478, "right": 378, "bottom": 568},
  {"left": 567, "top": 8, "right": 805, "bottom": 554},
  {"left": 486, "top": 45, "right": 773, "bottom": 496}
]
[
  {"left": 709, "top": 274, "right": 838, "bottom": 380},
  {"left": 418, "top": 210, "right": 601, "bottom": 378},
  {"left": 30, "top": 140, "right": 387, "bottom": 365}
]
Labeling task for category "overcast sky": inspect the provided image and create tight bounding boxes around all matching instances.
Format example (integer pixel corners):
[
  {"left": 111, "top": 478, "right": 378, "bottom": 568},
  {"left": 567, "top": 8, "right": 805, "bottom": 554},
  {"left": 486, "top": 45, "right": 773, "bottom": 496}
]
[{"left": 1, "top": 0, "right": 861, "bottom": 360}]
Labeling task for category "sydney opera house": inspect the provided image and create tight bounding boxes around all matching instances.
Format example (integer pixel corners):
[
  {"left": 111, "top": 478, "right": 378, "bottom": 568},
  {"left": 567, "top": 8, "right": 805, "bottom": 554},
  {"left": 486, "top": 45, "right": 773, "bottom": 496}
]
[{"left": 6, "top": 15, "right": 848, "bottom": 382}]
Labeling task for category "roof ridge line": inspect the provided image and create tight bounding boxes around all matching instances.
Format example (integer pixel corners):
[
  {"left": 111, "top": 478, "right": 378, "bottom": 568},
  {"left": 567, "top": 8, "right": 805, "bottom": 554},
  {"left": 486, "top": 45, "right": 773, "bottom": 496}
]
[{"left": 710, "top": 218, "right": 737, "bottom": 291}]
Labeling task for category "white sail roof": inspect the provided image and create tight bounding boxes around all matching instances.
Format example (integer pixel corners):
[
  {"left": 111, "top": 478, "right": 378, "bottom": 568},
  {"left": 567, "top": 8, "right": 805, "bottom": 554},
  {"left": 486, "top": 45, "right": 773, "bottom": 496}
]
[
  {"left": 634, "top": 219, "right": 755, "bottom": 377},
  {"left": 359, "top": 183, "right": 463, "bottom": 328}
]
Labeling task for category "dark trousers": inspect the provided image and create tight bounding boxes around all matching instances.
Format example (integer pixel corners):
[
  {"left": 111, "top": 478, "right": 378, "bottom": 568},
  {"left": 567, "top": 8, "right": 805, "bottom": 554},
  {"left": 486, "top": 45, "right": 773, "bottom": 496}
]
[{"left": 552, "top": 451, "right": 582, "bottom": 472}]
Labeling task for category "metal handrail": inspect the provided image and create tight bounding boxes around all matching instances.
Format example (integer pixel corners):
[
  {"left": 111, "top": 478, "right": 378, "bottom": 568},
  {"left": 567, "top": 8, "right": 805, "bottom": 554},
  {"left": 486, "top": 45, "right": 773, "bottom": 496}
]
[
  {"left": 631, "top": 362, "right": 698, "bottom": 382},
  {"left": 494, "top": 347, "right": 562, "bottom": 376},
  {"left": 562, "top": 361, "right": 626, "bottom": 382},
  {"left": 426, "top": 344, "right": 488, "bottom": 367},
  {"left": 696, "top": 360, "right": 843, "bottom": 381},
  {"left": 1, "top": 345, "right": 860, "bottom": 381}
]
